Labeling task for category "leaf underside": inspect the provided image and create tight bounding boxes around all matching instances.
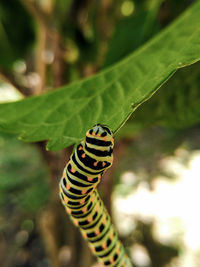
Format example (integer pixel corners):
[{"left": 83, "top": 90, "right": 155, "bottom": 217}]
[{"left": 0, "top": 1, "right": 200, "bottom": 150}]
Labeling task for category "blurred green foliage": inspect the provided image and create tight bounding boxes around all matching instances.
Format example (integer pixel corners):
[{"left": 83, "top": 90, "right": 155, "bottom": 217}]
[
  {"left": 0, "top": 132, "right": 49, "bottom": 213},
  {"left": 0, "top": 0, "right": 35, "bottom": 69},
  {"left": 131, "top": 61, "right": 200, "bottom": 129},
  {"left": 104, "top": 0, "right": 162, "bottom": 67}
]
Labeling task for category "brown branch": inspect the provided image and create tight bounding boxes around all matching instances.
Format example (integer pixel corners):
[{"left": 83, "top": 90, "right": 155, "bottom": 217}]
[
  {"left": 20, "top": 0, "right": 65, "bottom": 52},
  {"left": 96, "top": 0, "right": 114, "bottom": 67},
  {"left": 35, "top": 142, "right": 72, "bottom": 267},
  {"left": 20, "top": 0, "right": 68, "bottom": 93},
  {"left": 20, "top": 0, "right": 48, "bottom": 93},
  {"left": 69, "top": 0, "right": 92, "bottom": 24},
  {"left": 20, "top": 0, "right": 50, "bottom": 32},
  {"left": 51, "top": 31, "right": 68, "bottom": 87}
]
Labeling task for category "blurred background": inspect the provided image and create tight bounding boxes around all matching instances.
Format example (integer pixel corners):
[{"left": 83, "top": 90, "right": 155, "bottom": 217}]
[{"left": 0, "top": 0, "right": 200, "bottom": 266}]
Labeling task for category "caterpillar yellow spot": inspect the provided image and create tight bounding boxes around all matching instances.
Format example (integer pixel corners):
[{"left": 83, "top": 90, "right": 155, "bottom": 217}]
[
  {"left": 71, "top": 167, "right": 76, "bottom": 173},
  {"left": 102, "top": 243, "right": 107, "bottom": 249},
  {"left": 82, "top": 207, "right": 87, "bottom": 212},
  {"left": 88, "top": 217, "right": 93, "bottom": 223},
  {"left": 66, "top": 184, "right": 70, "bottom": 190},
  {"left": 95, "top": 229, "right": 100, "bottom": 235},
  {"left": 80, "top": 199, "right": 85, "bottom": 204},
  {"left": 81, "top": 189, "right": 87, "bottom": 195}
]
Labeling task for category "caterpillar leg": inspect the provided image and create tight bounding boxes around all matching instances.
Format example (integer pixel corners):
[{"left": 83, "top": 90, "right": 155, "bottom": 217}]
[{"left": 59, "top": 124, "right": 132, "bottom": 266}]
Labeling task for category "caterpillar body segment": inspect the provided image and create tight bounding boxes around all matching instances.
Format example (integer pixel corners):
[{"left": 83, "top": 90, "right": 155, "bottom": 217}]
[{"left": 59, "top": 124, "right": 132, "bottom": 266}]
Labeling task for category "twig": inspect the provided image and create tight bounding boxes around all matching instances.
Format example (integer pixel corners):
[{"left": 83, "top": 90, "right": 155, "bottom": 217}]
[{"left": 20, "top": 0, "right": 65, "bottom": 51}]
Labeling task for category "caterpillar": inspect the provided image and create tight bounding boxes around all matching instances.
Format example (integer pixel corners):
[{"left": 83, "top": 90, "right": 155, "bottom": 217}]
[{"left": 59, "top": 124, "right": 132, "bottom": 266}]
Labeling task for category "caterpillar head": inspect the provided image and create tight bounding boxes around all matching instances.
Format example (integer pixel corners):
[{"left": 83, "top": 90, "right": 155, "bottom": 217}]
[{"left": 86, "top": 124, "right": 114, "bottom": 148}]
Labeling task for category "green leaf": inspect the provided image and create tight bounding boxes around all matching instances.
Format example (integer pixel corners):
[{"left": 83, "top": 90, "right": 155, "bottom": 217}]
[{"left": 0, "top": 1, "right": 200, "bottom": 150}]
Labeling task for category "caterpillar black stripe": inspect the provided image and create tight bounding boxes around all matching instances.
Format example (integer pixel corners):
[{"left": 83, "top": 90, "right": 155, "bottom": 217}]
[{"left": 59, "top": 124, "right": 132, "bottom": 266}]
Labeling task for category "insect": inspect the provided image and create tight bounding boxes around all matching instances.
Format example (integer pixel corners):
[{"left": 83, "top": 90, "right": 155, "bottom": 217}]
[{"left": 59, "top": 124, "right": 132, "bottom": 266}]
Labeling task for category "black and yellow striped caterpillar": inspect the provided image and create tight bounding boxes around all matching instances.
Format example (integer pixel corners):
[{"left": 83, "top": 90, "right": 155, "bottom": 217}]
[{"left": 59, "top": 124, "right": 132, "bottom": 266}]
